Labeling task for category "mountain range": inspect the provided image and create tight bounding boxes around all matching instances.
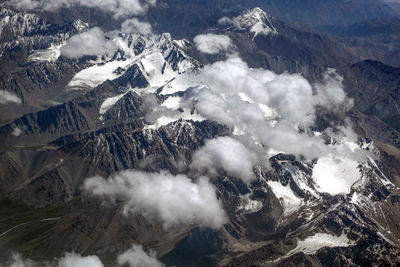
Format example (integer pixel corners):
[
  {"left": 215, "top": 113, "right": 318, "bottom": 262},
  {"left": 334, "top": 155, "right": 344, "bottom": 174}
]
[{"left": 1, "top": 1, "right": 400, "bottom": 266}]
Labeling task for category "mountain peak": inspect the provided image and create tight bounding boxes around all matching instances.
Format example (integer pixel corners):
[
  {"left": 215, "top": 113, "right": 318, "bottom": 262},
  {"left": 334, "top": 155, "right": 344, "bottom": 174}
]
[
  {"left": 72, "top": 19, "right": 88, "bottom": 31},
  {"left": 236, "top": 7, "right": 278, "bottom": 39}
]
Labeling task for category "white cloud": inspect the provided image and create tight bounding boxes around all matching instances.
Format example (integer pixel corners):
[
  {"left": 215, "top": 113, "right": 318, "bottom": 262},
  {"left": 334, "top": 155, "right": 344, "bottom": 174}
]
[
  {"left": 121, "top": 18, "right": 152, "bottom": 36},
  {"left": 83, "top": 170, "right": 226, "bottom": 229},
  {"left": 180, "top": 56, "right": 340, "bottom": 160},
  {"left": 196, "top": 57, "right": 316, "bottom": 126},
  {"left": 314, "top": 68, "right": 354, "bottom": 111},
  {"left": 218, "top": 16, "right": 242, "bottom": 29},
  {"left": 8, "top": 0, "right": 157, "bottom": 18},
  {"left": 60, "top": 27, "right": 118, "bottom": 58},
  {"left": 8, "top": 252, "right": 103, "bottom": 267},
  {"left": 11, "top": 127, "right": 23, "bottom": 136},
  {"left": 58, "top": 253, "right": 104, "bottom": 267},
  {"left": 117, "top": 244, "right": 164, "bottom": 267},
  {"left": 265, "top": 73, "right": 315, "bottom": 126},
  {"left": 9, "top": 253, "right": 35, "bottom": 267},
  {"left": 193, "top": 34, "right": 235, "bottom": 54},
  {"left": 0, "top": 90, "right": 21, "bottom": 104},
  {"left": 150, "top": 54, "right": 361, "bottom": 183},
  {"left": 191, "top": 136, "right": 258, "bottom": 182},
  {"left": 155, "top": 55, "right": 364, "bottom": 187}
]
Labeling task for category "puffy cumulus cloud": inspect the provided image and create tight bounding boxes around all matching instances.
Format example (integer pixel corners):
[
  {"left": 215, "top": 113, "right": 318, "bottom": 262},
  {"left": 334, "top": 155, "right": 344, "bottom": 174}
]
[
  {"left": 7, "top": 252, "right": 103, "bottom": 267},
  {"left": 7, "top": 0, "right": 157, "bottom": 18},
  {"left": 121, "top": 18, "right": 152, "bottom": 36},
  {"left": 83, "top": 170, "right": 226, "bottom": 229},
  {"left": 265, "top": 73, "right": 315, "bottom": 126},
  {"left": 58, "top": 253, "right": 104, "bottom": 267},
  {"left": 0, "top": 90, "right": 21, "bottom": 104},
  {"left": 314, "top": 68, "right": 354, "bottom": 111},
  {"left": 117, "top": 244, "right": 164, "bottom": 267},
  {"left": 60, "top": 27, "right": 118, "bottom": 58},
  {"left": 196, "top": 57, "right": 316, "bottom": 126},
  {"left": 184, "top": 57, "right": 331, "bottom": 159},
  {"left": 191, "top": 136, "right": 258, "bottom": 182},
  {"left": 193, "top": 34, "right": 235, "bottom": 55},
  {"left": 168, "top": 56, "right": 360, "bottom": 173}
]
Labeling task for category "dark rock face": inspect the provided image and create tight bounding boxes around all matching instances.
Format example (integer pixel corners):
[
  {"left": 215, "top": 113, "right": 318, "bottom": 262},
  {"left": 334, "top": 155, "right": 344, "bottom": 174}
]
[
  {"left": 113, "top": 64, "right": 149, "bottom": 89},
  {"left": 343, "top": 61, "right": 400, "bottom": 132},
  {"left": 1, "top": 4, "right": 400, "bottom": 267}
]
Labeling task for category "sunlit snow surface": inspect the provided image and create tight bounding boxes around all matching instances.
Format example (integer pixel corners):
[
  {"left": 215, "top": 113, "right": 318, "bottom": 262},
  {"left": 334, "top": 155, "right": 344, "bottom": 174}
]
[
  {"left": 144, "top": 108, "right": 205, "bottom": 130},
  {"left": 141, "top": 52, "right": 176, "bottom": 88},
  {"left": 237, "top": 193, "right": 263, "bottom": 214},
  {"left": 66, "top": 33, "right": 196, "bottom": 92},
  {"left": 99, "top": 92, "right": 127, "bottom": 115},
  {"left": 267, "top": 181, "right": 302, "bottom": 216},
  {"left": 312, "top": 153, "right": 361, "bottom": 195},
  {"left": 290, "top": 233, "right": 353, "bottom": 255},
  {"left": 67, "top": 59, "right": 136, "bottom": 90},
  {"left": 264, "top": 232, "right": 354, "bottom": 264},
  {"left": 27, "top": 44, "right": 62, "bottom": 62},
  {"left": 237, "top": 7, "right": 277, "bottom": 39}
]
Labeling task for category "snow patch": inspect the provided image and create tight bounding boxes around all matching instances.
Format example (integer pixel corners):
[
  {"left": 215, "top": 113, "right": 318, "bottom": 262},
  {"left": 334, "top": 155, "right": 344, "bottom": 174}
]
[
  {"left": 289, "top": 233, "right": 353, "bottom": 255},
  {"left": 350, "top": 192, "right": 373, "bottom": 209},
  {"left": 267, "top": 181, "right": 302, "bottom": 215},
  {"left": 27, "top": 44, "right": 62, "bottom": 62},
  {"left": 11, "top": 127, "right": 22, "bottom": 137},
  {"left": 282, "top": 162, "right": 319, "bottom": 197},
  {"left": 312, "top": 154, "right": 360, "bottom": 195},
  {"left": 99, "top": 92, "right": 127, "bottom": 115},
  {"left": 140, "top": 52, "right": 176, "bottom": 88},
  {"left": 250, "top": 21, "right": 273, "bottom": 39},
  {"left": 145, "top": 109, "right": 204, "bottom": 130},
  {"left": 158, "top": 74, "right": 195, "bottom": 95},
  {"left": 161, "top": 96, "right": 181, "bottom": 109},
  {"left": 237, "top": 193, "right": 263, "bottom": 214},
  {"left": 67, "top": 59, "right": 135, "bottom": 90},
  {"left": 237, "top": 7, "right": 277, "bottom": 40}
]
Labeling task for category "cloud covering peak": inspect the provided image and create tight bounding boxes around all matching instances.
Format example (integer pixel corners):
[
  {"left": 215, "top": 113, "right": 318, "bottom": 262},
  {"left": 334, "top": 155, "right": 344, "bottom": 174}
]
[
  {"left": 121, "top": 18, "right": 153, "bottom": 36},
  {"left": 60, "top": 27, "right": 118, "bottom": 58},
  {"left": 191, "top": 136, "right": 258, "bottom": 182},
  {"left": 83, "top": 170, "right": 226, "bottom": 229},
  {"left": 194, "top": 34, "right": 235, "bottom": 54},
  {"left": 117, "top": 245, "right": 164, "bottom": 267},
  {"left": 182, "top": 57, "right": 351, "bottom": 160},
  {"left": 155, "top": 54, "right": 360, "bottom": 182}
]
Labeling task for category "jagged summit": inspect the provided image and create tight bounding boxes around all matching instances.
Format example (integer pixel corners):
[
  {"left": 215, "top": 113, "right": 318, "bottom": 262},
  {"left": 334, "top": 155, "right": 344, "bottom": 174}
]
[{"left": 236, "top": 7, "right": 279, "bottom": 38}]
